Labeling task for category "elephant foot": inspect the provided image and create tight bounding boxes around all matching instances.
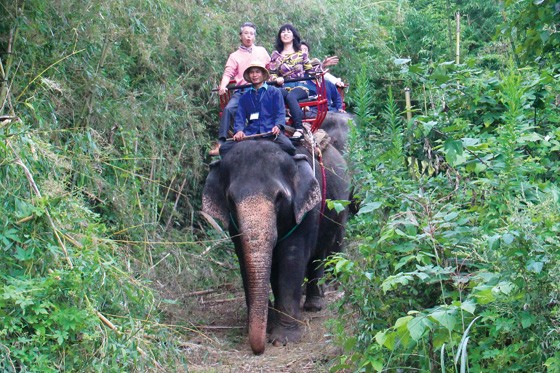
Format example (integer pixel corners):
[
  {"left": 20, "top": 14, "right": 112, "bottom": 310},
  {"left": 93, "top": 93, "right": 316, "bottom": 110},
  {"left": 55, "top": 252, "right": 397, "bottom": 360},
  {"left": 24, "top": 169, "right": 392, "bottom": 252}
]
[
  {"left": 266, "top": 310, "right": 276, "bottom": 333},
  {"left": 303, "top": 295, "right": 324, "bottom": 312},
  {"left": 268, "top": 324, "right": 303, "bottom": 346}
]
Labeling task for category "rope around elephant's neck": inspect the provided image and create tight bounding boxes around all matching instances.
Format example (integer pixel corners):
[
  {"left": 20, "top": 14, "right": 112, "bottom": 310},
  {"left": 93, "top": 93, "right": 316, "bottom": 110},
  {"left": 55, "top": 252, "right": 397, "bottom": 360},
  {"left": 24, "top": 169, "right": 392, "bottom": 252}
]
[{"left": 316, "top": 148, "right": 327, "bottom": 219}]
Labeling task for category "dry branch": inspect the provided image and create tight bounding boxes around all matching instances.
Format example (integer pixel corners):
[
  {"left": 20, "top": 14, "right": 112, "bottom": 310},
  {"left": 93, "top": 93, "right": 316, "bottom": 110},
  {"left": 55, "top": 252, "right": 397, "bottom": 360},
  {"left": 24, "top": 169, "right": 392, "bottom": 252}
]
[
  {"left": 185, "top": 289, "right": 218, "bottom": 297},
  {"left": 201, "top": 297, "right": 243, "bottom": 305},
  {"left": 96, "top": 310, "right": 118, "bottom": 332}
]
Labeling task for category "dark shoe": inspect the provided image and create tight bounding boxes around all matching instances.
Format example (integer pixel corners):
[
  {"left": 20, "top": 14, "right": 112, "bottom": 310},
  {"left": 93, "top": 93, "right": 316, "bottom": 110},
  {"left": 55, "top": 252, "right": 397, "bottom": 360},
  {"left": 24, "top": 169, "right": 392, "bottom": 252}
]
[
  {"left": 291, "top": 129, "right": 304, "bottom": 141},
  {"left": 208, "top": 143, "right": 221, "bottom": 156}
]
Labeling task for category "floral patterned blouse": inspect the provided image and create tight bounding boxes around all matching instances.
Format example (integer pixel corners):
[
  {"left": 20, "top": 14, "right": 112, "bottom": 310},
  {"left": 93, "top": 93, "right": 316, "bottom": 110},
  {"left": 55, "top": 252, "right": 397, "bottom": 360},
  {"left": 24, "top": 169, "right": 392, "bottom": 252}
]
[{"left": 268, "top": 50, "right": 320, "bottom": 81}]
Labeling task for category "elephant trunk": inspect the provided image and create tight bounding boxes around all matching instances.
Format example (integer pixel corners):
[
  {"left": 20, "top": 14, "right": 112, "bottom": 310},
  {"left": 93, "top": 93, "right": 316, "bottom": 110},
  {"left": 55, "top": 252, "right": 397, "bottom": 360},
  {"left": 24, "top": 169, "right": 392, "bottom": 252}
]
[{"left": 236, "top": 197, "right": 277, "bottom": 355}]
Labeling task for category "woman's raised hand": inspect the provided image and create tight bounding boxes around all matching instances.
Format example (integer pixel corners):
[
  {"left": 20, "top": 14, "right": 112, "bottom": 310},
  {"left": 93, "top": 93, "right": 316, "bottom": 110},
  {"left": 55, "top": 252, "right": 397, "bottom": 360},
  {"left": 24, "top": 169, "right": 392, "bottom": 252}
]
[{"left": 322, "top": 56, "right": 339, "bottom": 67}]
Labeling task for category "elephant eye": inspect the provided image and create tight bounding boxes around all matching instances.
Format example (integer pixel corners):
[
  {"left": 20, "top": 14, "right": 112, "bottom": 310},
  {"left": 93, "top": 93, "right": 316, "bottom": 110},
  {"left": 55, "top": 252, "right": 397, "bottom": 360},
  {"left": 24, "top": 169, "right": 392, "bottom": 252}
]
[
  {"left": 226, "top": 192, "right": 238, "bottom": 214},
  {"left": 275, "top": 187, "right": 291, "bottom": 207},
  {"left": 272, "top": 190, "right": 280, "bottom": 203}
]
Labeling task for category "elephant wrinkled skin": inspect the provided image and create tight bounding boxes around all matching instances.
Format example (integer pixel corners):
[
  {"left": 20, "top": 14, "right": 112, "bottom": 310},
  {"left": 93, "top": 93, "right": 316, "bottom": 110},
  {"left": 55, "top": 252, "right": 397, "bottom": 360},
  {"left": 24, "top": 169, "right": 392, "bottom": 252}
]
[{"left": 202, "top": 139, "right": 349, "bottom": 354}]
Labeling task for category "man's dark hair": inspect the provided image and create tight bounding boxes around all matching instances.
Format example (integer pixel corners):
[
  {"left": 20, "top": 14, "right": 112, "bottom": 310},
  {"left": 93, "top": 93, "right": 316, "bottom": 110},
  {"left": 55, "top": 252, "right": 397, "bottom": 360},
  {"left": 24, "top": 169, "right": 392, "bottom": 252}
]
[{"left": 274, "top": 24, "right": 302, "bottom": 52}]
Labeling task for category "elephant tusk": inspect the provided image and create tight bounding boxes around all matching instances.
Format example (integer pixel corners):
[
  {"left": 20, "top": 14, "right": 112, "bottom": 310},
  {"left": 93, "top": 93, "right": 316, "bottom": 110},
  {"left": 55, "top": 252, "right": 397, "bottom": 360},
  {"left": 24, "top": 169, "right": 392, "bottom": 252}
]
[{"left": 199, "top": 211, "right": 227, "bottom": 238}]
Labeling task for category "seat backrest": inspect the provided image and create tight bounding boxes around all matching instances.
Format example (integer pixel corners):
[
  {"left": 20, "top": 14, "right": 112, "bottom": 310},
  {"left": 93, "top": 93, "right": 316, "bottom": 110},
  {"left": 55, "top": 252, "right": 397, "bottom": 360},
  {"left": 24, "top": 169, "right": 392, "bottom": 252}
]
[{"left": 219, "top": 80, "right": 237, "bottom": 115}]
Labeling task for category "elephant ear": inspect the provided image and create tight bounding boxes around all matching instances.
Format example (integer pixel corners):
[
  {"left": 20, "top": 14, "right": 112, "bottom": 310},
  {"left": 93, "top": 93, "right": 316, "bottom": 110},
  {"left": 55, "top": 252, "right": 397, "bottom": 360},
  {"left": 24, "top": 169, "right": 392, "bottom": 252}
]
[
  {"left": 293, "top": 157, "right": 321, "bottom": 224},
  {"left": 202, "top": 160, "right": 229, "bottom": 229}
]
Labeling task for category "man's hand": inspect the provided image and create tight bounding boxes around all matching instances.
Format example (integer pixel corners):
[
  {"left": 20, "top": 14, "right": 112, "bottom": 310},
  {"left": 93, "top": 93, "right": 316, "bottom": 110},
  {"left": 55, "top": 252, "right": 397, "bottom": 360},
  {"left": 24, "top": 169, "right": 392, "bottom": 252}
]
[
  {"left": 218, "top": 85, "right": 228, "bottom": 95},
  {"left": 233, "top": 131, "right": 245, "bottom": 141},
  {"left": 275, "top": 77, "right": 284, "bottom": 86},
  {"left": 271, "top": 125, "right": 281, "bottom": 135}
]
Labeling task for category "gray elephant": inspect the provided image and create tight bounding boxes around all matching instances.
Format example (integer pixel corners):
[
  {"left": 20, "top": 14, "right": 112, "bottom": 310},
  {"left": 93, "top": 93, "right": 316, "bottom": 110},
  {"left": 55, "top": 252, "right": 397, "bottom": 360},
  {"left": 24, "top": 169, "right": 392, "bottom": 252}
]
[
  {"left": 320, "top": 111, "right": 354, "bottom": 153},
  {"left": 202, "top": 138, "right": 349, "bottom": 354},
  {"left": 320, "top": 112, "right": 362, "bottom": 213}
]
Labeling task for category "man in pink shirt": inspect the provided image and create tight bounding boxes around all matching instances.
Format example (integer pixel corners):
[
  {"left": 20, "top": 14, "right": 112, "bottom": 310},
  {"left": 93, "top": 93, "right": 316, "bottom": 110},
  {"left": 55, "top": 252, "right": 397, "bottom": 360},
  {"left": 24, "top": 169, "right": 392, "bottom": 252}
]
[{"left": 210, "top": 22, "right": 271, "bottom": 156}]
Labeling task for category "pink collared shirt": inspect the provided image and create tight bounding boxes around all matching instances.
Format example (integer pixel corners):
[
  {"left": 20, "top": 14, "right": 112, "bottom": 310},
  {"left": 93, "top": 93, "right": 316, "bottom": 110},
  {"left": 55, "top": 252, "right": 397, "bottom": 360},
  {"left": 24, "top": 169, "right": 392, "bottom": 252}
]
[{"left": 223, "top": 45, "right": 271, "bottom": 85}]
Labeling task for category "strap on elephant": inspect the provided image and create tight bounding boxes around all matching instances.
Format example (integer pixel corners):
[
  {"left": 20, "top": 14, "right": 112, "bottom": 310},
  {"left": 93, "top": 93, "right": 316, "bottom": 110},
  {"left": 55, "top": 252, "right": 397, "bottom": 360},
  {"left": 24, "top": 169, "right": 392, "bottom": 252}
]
[
  {"left": 302, "top": 128, "right": 328, "bottom": 221},
  {"left": 316, "top": 147, "right": 327, "bottom": 219}
]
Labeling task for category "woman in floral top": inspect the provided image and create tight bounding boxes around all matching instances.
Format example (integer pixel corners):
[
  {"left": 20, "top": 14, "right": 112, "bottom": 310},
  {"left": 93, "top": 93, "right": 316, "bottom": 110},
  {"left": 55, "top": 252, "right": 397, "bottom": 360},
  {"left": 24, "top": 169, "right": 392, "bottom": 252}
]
[{"left": 268, "top": 24, "right": 321, "bottom": 135}]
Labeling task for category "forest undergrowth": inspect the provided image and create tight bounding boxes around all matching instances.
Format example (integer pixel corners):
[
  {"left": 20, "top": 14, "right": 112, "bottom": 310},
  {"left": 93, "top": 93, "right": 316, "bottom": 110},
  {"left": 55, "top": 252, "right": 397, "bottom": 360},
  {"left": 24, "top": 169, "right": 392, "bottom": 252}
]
[{"left": 1, "top": 0, "right": 559, "bottom": 371}]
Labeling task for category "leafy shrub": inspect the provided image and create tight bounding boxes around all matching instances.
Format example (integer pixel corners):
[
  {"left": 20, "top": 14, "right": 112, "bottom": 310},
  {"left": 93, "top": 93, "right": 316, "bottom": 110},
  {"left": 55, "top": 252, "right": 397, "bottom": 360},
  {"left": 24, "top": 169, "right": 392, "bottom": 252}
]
[
  {"left": 330, "top": 44, "right": 560, "bottom": 372},
  {"left": 0, "top": 119, "right": 184, "bottom": 371}
]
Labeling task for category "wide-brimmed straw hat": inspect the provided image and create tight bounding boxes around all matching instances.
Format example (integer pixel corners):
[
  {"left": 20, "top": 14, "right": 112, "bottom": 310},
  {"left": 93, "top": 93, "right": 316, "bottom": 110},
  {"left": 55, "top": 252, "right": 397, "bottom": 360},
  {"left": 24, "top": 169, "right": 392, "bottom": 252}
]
[{"left": 243, "top": 61, "right": 270, "bottom": 82}]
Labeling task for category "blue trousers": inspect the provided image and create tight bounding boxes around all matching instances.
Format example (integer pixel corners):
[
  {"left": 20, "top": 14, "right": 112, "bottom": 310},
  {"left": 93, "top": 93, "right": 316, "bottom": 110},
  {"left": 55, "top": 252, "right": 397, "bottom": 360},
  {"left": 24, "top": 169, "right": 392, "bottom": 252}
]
[
  {"left": 218, "top": 91, "right": 243, "bottom": 142},
  {"left": 281, "top": 87, "right": 308, "bottom": 130}
]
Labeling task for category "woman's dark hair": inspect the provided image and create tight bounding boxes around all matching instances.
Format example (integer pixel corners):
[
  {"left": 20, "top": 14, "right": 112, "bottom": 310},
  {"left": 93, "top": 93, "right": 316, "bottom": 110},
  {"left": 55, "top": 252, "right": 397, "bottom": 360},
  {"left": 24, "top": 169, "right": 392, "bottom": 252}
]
[{"left": 275, "top": 24, "right": 302, "bottom": 52}]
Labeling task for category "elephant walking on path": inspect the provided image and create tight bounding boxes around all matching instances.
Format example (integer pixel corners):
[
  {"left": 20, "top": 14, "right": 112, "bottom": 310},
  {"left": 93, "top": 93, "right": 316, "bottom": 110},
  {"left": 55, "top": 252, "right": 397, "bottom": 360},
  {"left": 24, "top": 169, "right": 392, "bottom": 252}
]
[{"left": 202, "top": 138, "right": 349, "bottom": 354}]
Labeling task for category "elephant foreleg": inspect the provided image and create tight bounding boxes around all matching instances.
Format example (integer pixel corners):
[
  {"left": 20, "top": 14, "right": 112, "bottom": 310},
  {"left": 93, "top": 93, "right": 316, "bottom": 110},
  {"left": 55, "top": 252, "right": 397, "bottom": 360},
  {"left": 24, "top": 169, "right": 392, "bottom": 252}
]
[
  {"left": 303, "top": 254, "right": 326, "bottom": 312},
  {"left": 268, "top": 243, "right": 307, "bottom": 345}
]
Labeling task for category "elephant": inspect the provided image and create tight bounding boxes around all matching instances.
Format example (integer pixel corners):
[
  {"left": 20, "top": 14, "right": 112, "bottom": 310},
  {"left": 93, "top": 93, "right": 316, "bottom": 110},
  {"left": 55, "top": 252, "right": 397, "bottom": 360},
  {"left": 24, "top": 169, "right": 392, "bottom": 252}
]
[
  {"left": 202, "top": 138, "right": 349, "bottom": 354},
  {"left": 320, "top": 111, "right": 355, "bottom": 153},
  {"left": 320, "top": 112, "right": 362, "bottom": 214}
]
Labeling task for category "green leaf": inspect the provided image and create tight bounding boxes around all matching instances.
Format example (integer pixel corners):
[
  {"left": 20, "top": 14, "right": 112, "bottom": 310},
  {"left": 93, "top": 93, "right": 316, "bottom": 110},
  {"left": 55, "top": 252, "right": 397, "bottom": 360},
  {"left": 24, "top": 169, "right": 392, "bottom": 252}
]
[
  {"left": 371, "top": 359, "right": 384, "bottom": 372},
  {"left": 394, "top": 315, "right": 413, "bottom": 329},
  {"left": 526, "top": 260, "right": 543, "bottom": 273},
  {"left": 444, "top": 139, "right": 465, "bottom": 166},
  {"left": 407, "top": 316, "right": 430, "bottom": 341},
  {"left": 502, "top": 233, "right": 515, "bottom": 245},
  {"left": 520, "top": 311, "right": 535, "bottom": 329},
  {"left": 473, "top": 286, "right": 496, "bottom": 304},
  {"left": 430, "top": 308, "right": 457, "bottom": 332},
  {"left": 326, "top": 199, "right": 350, "bottom": 214},
  {"left": 381, "top": 274, "right": 414, "bottom": 293},
  {"left": 460, "top": 300, "right": 476, "bottom": 314},
  {"left": 488, "top": 234, "right": 501, "bottom": 250},
  {"left": 343, "top": 336, "right": 357, "bottom": 352},
  {"left": 394, "top": 255, "right": 416, "bottom": 271},
  {"left": 1, "top": 228, "right": 23, "bottom": 245},
  {"left": 544, "top": 356, "right": 559, "bottom": 370},
  {"left": 358, "top": 201, "right": 382, "bottom": 215},
  {"left": 14, "top": 246, "right": 35, "bottom": 261},
  {"left": 493, "top": 281, "right": 515, "bottom": 295},
  {"left": 518, "top": 132, "right": 542, "bottom": 142},
  {"left": 375, "top": 330, "right": 397, "bottom": 350},
  {"left": 375, "top": 330, "right": 387, "bottom": 346},
  {"left": 443, "top": 212, "right": 459, "bottom": 222},
  {"left": 466, "top": 161, "right": 487, "bottom": 174}
]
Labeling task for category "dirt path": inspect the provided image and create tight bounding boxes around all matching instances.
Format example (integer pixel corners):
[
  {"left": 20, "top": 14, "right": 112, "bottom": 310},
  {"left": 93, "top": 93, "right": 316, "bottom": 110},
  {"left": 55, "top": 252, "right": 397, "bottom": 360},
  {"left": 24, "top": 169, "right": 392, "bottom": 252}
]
[{"left": 169, "top": 283, "right": 344, "bottom": 372}]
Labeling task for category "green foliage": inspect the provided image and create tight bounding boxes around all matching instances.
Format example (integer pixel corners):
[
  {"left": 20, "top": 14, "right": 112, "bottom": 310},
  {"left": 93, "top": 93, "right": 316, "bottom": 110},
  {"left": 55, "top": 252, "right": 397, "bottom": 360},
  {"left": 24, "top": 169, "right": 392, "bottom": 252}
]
[
  {"left": 2, "top": 0, "right": 559, "bottom": 370},
  {"left": 500, "top": 0, "right": 560, "bottom": 66},
  {"left": 0, "top": 0, "right": 398, "bottom": 369},
  {"left": 0, "top": 121, "right": 184, "bottom": 370},
  {"left": 329, "top": 4, "right": 560, "bottom": 370}
]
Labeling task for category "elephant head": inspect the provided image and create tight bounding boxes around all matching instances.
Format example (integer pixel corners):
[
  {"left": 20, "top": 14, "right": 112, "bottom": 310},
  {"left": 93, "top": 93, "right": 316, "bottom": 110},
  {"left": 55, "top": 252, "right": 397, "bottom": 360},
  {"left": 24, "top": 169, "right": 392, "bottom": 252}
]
[{"left": 202, "top": 140, "right": 321, "bottom": 354}]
